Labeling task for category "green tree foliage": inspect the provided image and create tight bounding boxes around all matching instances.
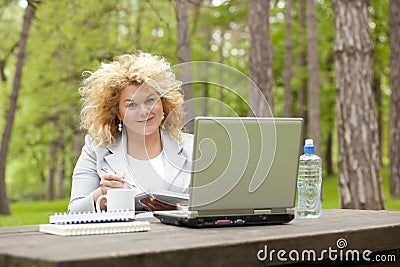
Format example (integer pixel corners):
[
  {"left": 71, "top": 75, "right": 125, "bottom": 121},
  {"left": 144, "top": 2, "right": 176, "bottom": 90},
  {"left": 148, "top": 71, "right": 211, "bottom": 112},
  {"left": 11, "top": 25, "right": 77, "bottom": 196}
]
[
  {"left": 0, "top": 0, "right": 394, "bottom": 202},
  {"left": 370, "top": 0, "right": 390, "bottom": 167},
  {"left": 0, "top": 1, "right": 23, "bottom": 127}
]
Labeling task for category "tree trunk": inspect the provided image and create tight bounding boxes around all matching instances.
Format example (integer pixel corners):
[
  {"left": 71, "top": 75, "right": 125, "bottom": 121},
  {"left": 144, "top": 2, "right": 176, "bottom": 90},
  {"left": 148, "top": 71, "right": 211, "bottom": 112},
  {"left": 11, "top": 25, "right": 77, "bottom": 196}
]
[
  {"left": 175, "top": 0, "right": 194, "bottom": 132},
  {"left": 47, "top": 114, "right": 59, "bottom": 200},
  {"left": 297, "top": 0, "right": 308, "bottom": 139},
  {"left": 373, "top": 76, "right": 382, "bottom": 165},
  {"left": 0, "top": 42, "right": 18, "bottom": 82},
  {"left": 332, "top": 0, "right": 384, "bottom": 209},
  {"left": 306, "top": 0, "right": 321, "bottom": 156},
  {"left": 218, "top": 30, "right": 224, "bottom": 116},
  {"left": 390, "top": 0, "right": 400, "bottom": 197},
  {"left": 0, "top": 60, "right": 5, "bottom": 82},
  {"left": 248, "top": 0, "right": 274, "bottom": 117},
  {"left": 283, "top": 0, "right": 293, "bottom": 117},
  {"left": 190, "top": 0, "right": 202, "bottom": 35},
  {"left": 57, "top": 159, "right": 65, "bottom": 199},
  {"left": 134, "top": 0, "right": 143, "bottom": 47},
  {"left": 47, "top": 138, "right": 57, "bottom": 200},
  {"left": 0, "top": 1, "right": 37, "bottom": 215},
  {"left": 57, "top": 133, "right": 66, "bottom": 199},
  {"left": 325, "top": 132, "right": 333, "bottom": 175},
  {"left": 201, "top": 83, "right": 208, "bottom": 116}
]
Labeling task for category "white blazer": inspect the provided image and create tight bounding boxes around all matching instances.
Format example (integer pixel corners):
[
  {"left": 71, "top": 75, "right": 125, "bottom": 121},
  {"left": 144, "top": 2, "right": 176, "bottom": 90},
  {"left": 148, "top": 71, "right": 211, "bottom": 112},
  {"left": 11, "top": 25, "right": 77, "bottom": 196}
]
[{"left": 68, "top": 128, "right": 193, "bottom": 213}]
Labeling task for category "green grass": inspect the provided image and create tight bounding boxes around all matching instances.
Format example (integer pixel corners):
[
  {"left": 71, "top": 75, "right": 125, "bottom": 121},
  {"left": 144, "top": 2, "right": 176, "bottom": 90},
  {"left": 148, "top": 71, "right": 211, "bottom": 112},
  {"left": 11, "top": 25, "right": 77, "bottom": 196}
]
[
  {"left": 321, "top": 175, "right": 341, "bottom": 209},
  {"left": 382, "top": 170, "right": 400, "bottom": 210},
  {"left": 0, "top": 174, "right": 399, "bottom": 227},
  {"left": 321, "top": 173, "right": 400, "bottom": 210},
  {"left": 0, "top": 198, "right": 68, "bottom": 227}
]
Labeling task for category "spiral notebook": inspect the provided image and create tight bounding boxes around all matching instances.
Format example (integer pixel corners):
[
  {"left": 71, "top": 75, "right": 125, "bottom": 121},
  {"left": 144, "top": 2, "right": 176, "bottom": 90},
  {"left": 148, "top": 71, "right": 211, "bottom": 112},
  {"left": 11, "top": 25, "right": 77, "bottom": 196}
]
[
  {"left": 39, "top": 221, "right": 150, "bottom": 236},
  {"left": 49, "top": 210, "right": 136, "bottom": 224}
]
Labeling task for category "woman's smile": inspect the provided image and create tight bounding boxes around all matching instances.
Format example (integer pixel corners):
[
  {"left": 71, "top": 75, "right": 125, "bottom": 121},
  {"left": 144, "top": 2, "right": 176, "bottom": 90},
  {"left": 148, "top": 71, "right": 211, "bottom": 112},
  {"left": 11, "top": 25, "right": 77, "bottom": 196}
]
[{"left": 137, "top": 116, "right": 155, "bottom": 124}]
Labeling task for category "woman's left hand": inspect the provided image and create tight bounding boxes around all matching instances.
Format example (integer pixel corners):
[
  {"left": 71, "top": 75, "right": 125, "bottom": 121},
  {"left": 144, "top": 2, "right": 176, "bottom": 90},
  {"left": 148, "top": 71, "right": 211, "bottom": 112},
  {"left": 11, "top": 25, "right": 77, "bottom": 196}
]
[{"left": 139, "top": 197, "right": 180, "bottom": 211}]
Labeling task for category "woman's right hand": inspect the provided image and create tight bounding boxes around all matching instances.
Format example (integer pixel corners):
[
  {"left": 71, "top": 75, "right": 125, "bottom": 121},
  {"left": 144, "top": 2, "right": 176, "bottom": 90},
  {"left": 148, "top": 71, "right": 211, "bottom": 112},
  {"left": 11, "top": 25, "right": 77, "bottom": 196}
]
[
  {"left": 99, "top": 173, "right": 126, "bottom": 195},
  {"left": 94, "top": 172, "right": 126, "bottom": 211}
]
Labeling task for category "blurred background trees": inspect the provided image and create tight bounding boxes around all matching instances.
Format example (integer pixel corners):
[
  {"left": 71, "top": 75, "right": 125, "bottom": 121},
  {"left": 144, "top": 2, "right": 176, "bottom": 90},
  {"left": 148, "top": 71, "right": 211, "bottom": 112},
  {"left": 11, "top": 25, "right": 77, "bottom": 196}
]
[{"left": 0, "top": 0, "right": 398, "bottom": 214}]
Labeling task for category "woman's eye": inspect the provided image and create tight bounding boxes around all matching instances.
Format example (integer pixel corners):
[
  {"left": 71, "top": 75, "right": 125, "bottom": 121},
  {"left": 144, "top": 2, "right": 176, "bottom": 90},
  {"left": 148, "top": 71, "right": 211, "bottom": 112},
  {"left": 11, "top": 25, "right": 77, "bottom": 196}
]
[
  {"left": 146, "top": 98, "right": 155, "bottom": 104},
  {"left": 127, "top": 102, "right": 137, "bottom": 108}
]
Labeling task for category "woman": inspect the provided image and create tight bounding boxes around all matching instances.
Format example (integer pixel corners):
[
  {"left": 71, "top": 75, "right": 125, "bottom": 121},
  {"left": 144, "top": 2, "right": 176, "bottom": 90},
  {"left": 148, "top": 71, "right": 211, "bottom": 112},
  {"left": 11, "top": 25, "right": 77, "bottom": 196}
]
[{"left": 68, "top": 52, "right": 193, "bottom": 213}]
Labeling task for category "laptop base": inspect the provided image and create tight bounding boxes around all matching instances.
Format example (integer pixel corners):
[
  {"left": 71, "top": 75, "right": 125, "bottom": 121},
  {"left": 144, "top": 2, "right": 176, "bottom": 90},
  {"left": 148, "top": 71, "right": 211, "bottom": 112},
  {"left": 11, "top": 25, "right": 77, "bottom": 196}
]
[{"left": 154, "top": 213, "right": 295, "bottom": 228}]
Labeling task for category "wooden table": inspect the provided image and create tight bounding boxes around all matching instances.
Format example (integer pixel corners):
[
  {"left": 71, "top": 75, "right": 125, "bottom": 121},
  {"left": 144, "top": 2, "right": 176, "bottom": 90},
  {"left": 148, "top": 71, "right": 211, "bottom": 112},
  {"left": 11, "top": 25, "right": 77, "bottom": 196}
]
[{"left": 0, "top": 209, "right": 399, "bottom": 267}]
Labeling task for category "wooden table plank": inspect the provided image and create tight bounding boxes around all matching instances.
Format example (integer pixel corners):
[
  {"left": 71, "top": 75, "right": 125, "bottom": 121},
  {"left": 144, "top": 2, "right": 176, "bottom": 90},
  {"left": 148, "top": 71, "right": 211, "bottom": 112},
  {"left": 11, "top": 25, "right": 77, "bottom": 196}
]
[{"left": 0, "top": 209, "right": 399, "bottom": 267}]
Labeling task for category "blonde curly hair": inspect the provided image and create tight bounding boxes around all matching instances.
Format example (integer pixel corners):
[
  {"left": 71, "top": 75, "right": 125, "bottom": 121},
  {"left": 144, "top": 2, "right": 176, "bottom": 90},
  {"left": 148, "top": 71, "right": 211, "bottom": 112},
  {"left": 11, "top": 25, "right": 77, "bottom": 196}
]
[{"left": 79, "top": 52, "right": 185, "bottom": 146}]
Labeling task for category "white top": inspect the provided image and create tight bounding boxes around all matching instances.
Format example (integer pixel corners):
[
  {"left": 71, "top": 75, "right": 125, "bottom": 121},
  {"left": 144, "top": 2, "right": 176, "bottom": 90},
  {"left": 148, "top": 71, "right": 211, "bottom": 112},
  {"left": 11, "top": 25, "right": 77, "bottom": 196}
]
[
  {"left": 150, "top": 151, "right": 165, "bottom": 178},
  {"left": 127, "top": 151, "right": 167, "bottom": 193}
]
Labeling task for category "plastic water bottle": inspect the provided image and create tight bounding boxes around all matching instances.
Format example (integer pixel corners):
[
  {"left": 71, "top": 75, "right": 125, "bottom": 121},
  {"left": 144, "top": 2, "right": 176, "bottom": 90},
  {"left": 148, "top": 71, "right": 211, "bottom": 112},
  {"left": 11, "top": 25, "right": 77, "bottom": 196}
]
[{"left": 296, "top": 139, "right": 322, "bottom": 218}]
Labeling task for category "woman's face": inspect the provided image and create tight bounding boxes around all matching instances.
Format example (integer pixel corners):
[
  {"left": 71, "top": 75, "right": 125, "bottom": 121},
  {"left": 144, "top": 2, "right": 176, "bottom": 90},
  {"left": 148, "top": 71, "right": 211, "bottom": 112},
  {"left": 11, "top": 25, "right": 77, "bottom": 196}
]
[{"left": 118, "top": 84, "right": 164, "bottom": 138}]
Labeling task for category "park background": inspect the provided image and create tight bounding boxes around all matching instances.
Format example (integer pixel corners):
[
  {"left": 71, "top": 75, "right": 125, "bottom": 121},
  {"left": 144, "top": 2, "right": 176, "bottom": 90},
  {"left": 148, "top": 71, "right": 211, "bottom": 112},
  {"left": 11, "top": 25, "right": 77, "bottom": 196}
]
[{"left": 1, "top": 0, "right": 400, "bottom": 226}]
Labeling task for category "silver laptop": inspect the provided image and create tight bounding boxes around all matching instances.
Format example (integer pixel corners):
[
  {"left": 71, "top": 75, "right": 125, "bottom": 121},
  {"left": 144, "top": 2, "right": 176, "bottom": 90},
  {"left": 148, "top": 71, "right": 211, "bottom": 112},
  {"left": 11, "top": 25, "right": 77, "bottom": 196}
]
[{"left": 154, "top": 117, "right": 303, "bottom": 227}]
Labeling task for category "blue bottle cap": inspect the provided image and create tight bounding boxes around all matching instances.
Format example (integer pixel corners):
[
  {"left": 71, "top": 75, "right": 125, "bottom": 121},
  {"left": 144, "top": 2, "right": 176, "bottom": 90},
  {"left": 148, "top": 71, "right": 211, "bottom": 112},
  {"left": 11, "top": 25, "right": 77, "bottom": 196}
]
[{"left": 304, "top": 139, "right": 315, "bottom": 153}]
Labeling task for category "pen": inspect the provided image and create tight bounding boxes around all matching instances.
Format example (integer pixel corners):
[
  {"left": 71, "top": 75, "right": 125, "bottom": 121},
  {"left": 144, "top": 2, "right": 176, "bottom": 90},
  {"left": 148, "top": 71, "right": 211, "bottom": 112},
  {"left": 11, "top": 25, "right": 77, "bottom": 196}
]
[
  {"left": 100, "top": 167, "right": 136, "bottom": 188},
  {"left": 100, "top": 168, "right": 156, "bottom": 201}
]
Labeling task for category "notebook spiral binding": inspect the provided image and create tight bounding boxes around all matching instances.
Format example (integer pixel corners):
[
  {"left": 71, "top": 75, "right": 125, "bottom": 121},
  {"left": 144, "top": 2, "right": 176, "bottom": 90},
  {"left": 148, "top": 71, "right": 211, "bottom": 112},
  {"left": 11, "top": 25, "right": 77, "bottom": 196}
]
[{"left": 49, "top": 210, "right": 136, "bottom": 224}]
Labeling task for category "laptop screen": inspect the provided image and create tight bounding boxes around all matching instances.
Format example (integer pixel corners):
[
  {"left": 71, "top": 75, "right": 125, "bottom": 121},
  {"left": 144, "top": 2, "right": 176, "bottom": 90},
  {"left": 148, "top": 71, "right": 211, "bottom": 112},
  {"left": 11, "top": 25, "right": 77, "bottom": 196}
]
[{"left": 188, "top": 117, "right": 303, "bottom": 214}]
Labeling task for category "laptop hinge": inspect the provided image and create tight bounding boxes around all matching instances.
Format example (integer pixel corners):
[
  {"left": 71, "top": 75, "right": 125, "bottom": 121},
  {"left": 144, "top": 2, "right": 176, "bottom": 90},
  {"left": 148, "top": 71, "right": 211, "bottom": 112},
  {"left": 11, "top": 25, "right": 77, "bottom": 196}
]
[
  {"left": 187, "top": 211, "right": 199, "bottom": 219},
  {"left": 286, "top": 208, "right": 295, "bottom": 215},
  {"left": 253, "top": 209, "right": 272, "bottom": 215}
]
